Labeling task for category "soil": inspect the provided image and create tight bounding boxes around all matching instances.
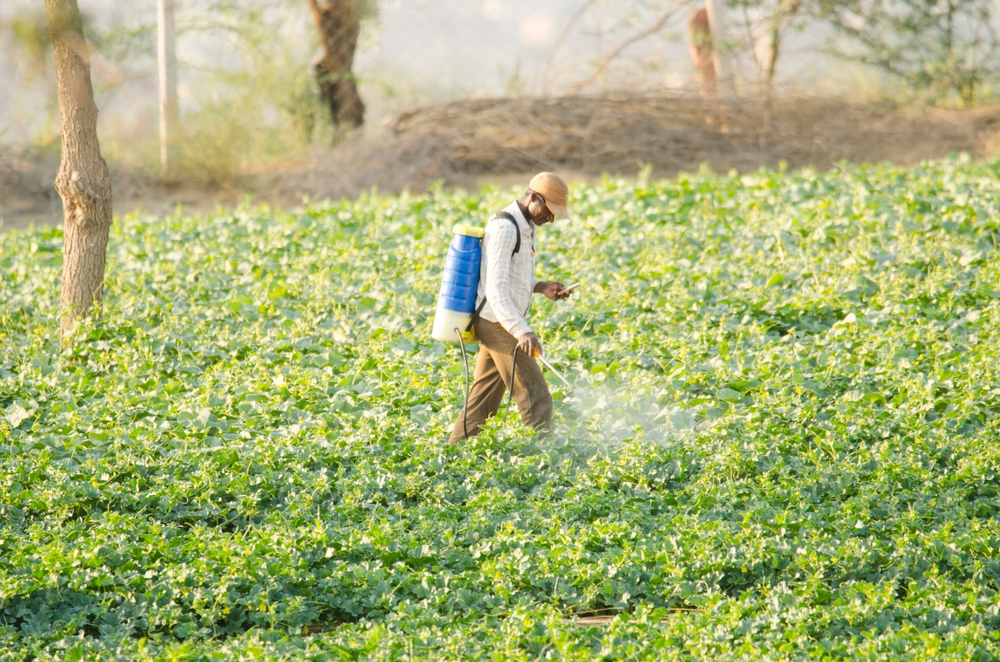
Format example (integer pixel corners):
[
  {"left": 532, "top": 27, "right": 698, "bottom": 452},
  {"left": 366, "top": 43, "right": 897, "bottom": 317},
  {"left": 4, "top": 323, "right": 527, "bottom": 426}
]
[{"left": 4, "top": 94, "right": 1000, "bottom": 233}]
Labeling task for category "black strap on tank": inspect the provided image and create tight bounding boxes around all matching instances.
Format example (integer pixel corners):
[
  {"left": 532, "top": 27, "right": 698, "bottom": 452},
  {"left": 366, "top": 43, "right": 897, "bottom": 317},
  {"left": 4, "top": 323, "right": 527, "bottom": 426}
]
[
  {"left": 465, "top": 212, "right": 520, "bottom": 333},
  {"left": 496, "top": 212, "right": 521, "bottom": 256}
]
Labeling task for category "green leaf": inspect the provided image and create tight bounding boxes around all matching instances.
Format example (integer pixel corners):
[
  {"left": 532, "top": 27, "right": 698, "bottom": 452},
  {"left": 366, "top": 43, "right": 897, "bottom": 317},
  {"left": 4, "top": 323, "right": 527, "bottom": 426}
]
[
  {"left": 715, "top": 388, "right": 741, "bottom": 403},
  {"left": 765, "top": 273, "right": 786, "bottom": 288},
  {"left": 4, "top": 405, "right": 30, "bottom": 429}
]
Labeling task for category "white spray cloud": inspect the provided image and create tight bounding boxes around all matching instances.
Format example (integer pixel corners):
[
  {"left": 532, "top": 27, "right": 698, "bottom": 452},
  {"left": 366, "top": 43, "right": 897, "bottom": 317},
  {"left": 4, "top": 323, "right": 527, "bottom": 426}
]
[{"left": 549, "top": 370, "right": 697, "bottom": 452}]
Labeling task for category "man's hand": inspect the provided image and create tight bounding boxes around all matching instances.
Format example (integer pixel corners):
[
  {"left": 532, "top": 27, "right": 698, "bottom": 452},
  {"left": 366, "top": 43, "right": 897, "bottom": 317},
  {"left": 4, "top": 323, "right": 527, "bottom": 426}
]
[
  {"left": 517, "top": 332, "right": 542, "bottom": 358},
  {"left": 536, "top": 281, "right": 572, "bottom": 300}
]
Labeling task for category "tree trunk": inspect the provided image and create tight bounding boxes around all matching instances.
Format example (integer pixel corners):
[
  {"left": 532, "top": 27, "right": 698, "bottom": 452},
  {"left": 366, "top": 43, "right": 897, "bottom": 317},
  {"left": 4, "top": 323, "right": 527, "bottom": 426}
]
[
  {"left": 688, "top": 9, "right": 717, "bottom": 99},
  {"left": 44, "top": 0, "right": 113, "bottom": 338},
  {"left": 306, "top": 0, "right": 364, "bottom": 129},
  {"left": 765, "top": 0, "right": 803, "bottom": 93},
  {"left": 158, "top": 0, "right": 179, "bottom": 177}
]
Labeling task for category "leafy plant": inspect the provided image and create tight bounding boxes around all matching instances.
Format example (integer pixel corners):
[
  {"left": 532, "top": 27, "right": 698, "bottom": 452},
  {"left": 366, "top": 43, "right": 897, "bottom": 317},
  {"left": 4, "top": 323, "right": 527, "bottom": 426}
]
[{"left": 3, "top": 160, "right": 1000, "bottom": 659}]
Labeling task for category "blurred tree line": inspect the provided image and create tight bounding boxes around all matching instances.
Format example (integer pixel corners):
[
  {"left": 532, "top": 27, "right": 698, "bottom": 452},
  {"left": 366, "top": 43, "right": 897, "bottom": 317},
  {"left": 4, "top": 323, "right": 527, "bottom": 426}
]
[
  {"left": 700, "top": 0, "right": 997, "bottom": 103},
  {"left": 1, "top": 0, "right": 365, "bottom": 184},
  {"left": 818, "top": 0, "right": 997, "bottom": 106},
  {"left": 1, "top": 0, "right": 997, "bottom": 173}
]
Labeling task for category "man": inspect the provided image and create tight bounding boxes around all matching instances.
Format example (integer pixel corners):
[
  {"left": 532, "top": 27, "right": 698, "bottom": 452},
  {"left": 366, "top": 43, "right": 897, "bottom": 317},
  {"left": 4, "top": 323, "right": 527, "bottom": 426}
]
[{"left": 449, "top": 172, "right": 573, "bottom": 442}]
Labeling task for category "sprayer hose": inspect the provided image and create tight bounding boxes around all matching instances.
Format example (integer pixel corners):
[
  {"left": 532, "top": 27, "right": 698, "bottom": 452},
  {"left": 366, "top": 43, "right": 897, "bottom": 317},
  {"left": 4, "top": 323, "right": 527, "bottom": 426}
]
[
  {"left": 508, "top": 346, "right": 518, "bottom": 407},
  {"left": 455, "top": 330, "right": 520, "bottom": 440},
  {"left": 455, "top": 328, "right": 471, "bottom": 440}
]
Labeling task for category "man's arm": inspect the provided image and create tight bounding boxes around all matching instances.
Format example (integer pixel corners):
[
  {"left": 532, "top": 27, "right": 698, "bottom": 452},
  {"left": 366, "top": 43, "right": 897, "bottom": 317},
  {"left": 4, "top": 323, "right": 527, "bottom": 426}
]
[
  {"left": 534, "top": 281, "right": 572, "bottom": 299},
  {"left": 515, "top": 281, "right": 573, "bottom": 357}
]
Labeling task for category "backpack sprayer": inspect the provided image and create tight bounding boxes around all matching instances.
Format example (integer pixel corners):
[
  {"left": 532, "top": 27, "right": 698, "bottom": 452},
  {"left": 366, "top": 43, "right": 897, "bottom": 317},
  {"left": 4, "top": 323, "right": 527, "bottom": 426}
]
[
  {"left": 431, "top": 223, "right": 484, "bottom": 345},
  {"left": 432, "top": 221, "right": 574, "bottom": 438}
]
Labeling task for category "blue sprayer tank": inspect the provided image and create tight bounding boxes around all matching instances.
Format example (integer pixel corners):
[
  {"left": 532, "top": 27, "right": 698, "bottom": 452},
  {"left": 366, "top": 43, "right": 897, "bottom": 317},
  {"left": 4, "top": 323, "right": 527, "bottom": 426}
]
[{"left": 432, "top": 223, "right": 485, "bottom": 343}]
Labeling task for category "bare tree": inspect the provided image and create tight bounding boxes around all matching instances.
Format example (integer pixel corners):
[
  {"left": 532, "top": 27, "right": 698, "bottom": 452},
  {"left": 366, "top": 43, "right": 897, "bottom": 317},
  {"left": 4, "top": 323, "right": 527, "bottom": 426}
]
[
  {"left": 306, "top": 0, "right": 367, "bottom": 129},
  {"left": 763, "top": 0, "right": 804, "bottom": 91},
  {"left": 568, "top": 2, "right": 690, "bottom": 95},
  {"left": 730, "top": 0, "right": 808, "bottom": 94},
  {"left": 539, "top": 0, "right": 599, "bottom": 95},
  {"left": 44, "top": 0, "right": 113, "bottom": 338}
]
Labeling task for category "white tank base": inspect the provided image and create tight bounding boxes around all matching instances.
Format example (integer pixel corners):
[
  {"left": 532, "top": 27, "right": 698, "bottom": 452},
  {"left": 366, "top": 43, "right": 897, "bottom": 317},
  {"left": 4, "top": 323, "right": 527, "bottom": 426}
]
[{"left": 432, "top": 305, "right": 477, "bottom": 343}]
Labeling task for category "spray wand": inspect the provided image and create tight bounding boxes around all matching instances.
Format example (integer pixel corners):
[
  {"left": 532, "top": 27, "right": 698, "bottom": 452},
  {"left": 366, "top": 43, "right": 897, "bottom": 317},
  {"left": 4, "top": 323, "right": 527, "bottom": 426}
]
[{"left": 533, "top": 348, "right": 575, "bottom": 392}]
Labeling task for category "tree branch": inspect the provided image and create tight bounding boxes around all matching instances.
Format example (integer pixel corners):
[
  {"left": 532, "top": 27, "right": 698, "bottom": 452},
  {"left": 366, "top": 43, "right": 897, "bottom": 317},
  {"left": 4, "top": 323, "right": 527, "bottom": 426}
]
[
  {"left": 539, "top": 0, "right": 601, "bottom": 95},
  {"left": 569, "top": 1, "right": 690, "bottom": 95}
]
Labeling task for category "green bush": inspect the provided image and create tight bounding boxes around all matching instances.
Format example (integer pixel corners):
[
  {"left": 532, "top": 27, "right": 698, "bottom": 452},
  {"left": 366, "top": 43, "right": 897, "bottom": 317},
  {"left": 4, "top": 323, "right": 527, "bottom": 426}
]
[{"left": 170, "top": 7, "right": 330, "bottom": 186}]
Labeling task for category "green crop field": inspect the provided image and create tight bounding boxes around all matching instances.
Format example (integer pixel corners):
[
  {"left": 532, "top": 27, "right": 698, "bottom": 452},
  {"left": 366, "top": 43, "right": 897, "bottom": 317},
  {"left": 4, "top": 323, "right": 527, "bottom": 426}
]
[{"left": 3, "top": 158, "right": 1000, "bottom": 660}]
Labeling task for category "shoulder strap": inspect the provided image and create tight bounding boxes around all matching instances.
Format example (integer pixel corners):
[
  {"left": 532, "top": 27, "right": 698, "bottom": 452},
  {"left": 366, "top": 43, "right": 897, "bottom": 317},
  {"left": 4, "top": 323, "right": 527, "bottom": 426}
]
[
  {"left": 466, "top": 211, "right": 521, "bottom": 333},
  {"left": 492, "top": 211, "right": 520, "bottom": 255}
]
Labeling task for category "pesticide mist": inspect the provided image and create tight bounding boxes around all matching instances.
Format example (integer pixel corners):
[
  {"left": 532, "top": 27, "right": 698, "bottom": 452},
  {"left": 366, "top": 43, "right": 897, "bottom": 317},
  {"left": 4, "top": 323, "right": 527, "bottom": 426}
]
[{"left": 548, "top": 367, "right": 697, "bottom": 453}]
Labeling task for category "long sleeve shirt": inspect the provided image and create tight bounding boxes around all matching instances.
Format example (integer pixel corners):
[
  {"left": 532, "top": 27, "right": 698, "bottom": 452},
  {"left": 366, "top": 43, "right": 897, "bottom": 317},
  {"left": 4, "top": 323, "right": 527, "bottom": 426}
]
[{"left": 476, "top": 202, "right": 541, "bottom": 339}]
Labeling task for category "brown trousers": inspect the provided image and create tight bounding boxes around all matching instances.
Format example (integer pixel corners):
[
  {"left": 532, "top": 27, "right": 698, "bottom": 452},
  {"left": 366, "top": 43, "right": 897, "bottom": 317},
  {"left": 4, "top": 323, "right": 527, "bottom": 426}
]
[{"left": 449, "top": 319, "right": 553, "bottom": 441}]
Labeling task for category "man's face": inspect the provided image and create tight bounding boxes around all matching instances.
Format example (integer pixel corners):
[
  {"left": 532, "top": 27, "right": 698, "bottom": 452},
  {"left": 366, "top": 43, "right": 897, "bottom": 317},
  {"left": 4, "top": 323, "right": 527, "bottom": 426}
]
[{"left": 527, "top": 192, "right": 555, "bottom": 225}]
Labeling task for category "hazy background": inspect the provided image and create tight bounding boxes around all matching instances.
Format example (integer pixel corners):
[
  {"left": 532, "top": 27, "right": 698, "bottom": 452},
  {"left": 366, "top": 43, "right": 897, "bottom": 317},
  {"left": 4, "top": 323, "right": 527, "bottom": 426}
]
[
  {"left": 0, "top": 0, "right": 860, "bottom": 153},
  {"left": 2, "top": 0, "right": 998, "bottom": 232}
]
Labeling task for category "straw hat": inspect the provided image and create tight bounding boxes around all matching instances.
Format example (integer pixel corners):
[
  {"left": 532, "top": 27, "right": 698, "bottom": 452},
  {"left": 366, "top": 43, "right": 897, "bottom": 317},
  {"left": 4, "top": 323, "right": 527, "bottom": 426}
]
[{"left": 528, "top": 172, "right": 569, "bottom": 218}]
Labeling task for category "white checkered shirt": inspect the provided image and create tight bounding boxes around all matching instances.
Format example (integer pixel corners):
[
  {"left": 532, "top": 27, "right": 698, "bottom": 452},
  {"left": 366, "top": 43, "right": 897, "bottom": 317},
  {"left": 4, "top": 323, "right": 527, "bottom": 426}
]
[{"left": 476, "top": 201, "right": 541, "bottom": 339}]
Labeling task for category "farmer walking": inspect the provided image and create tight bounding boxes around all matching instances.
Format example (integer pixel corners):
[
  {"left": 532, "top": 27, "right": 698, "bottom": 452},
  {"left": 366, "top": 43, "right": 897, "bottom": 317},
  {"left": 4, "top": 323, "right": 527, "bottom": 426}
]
[{"left": 450, "top": 172, "right": 573, "bottom": 441}]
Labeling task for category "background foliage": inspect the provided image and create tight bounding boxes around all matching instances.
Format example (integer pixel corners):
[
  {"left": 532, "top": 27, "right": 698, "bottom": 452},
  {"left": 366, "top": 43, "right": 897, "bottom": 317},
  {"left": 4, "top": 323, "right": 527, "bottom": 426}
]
[
  {"left": 3, "top": 159, "right": 1000, "bottom": 658},
  {"left": 817, "top": 0, "right": 999, "bottom": 105}
]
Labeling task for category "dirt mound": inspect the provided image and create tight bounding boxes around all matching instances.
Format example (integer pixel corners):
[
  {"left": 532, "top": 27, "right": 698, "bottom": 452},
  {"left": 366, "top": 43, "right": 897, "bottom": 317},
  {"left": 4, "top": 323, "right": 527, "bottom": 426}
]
[
  {"left": 5, "top": 95, "right": 1000, "bottom": 231},
  {"left": 281, "top": 95, "right": 1000, "bottom": 202},
  {"left": 270, "top": 95, "right": 1000, "bottom": 205}
]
